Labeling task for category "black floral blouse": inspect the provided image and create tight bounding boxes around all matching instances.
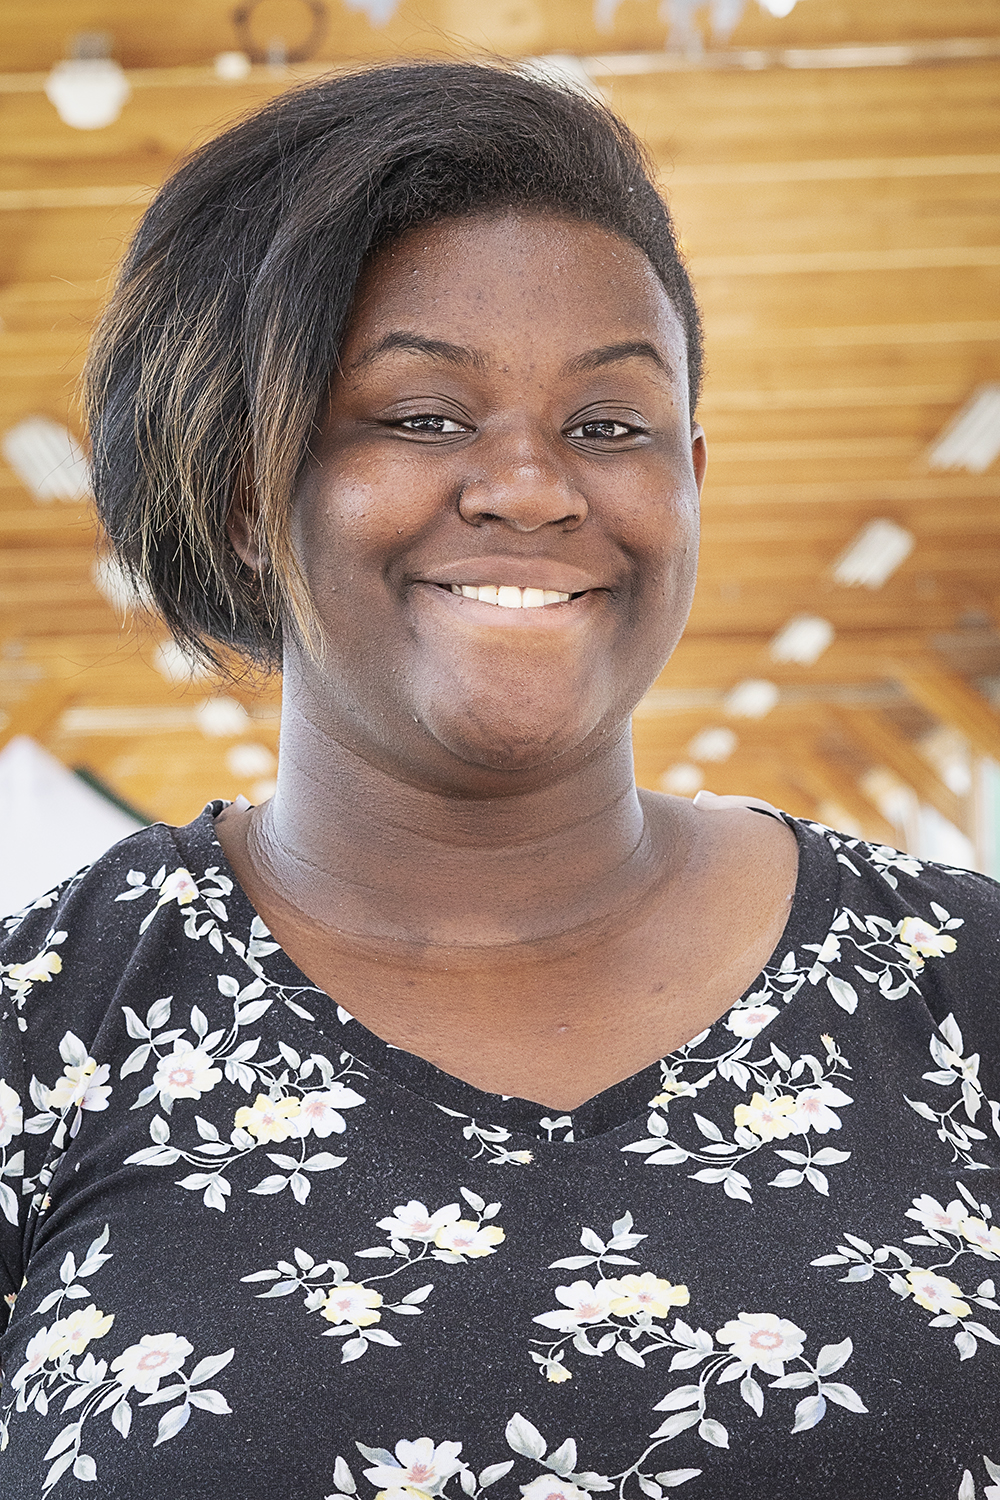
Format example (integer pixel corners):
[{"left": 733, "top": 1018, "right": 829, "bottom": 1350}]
[{"left": 1, "top": 805, "right": 999, "bottom": 1500}]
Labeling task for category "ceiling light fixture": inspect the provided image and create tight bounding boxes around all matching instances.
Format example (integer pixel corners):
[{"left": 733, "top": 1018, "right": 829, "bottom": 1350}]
[
  {"left": 2, "top": 416, "right": 91, "bottom": 502},
  {"left": 196, "top": 697, "right": 251, "bottom": 738},
  {"left": 226, "top": 743, "right": 277, "bottom": 779},
  {"left": 927, "top": 384, "right": 1000, "bottom": 474},
  {"left": 724, "top": 678, "right": 780, "bottom": 719},
  {"left": 688, "top": 726, "right": 738, "bottom": 763},
  {"left": 770, "top": 615, "right": 835, "bottom": 665},
  {"left": 832, "top": 518, "right": 914, "bottom": 589},
  {"left": 45, "top": 33, "right": 130, "bottom": 131},
  {"left": 659, "top": 763, "right": 703, "bottom": 795}
]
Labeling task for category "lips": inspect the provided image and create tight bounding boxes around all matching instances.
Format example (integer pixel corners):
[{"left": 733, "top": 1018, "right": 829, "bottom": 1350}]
[{"left": 423, "top": 557, "right": 603, "bottom": 598}]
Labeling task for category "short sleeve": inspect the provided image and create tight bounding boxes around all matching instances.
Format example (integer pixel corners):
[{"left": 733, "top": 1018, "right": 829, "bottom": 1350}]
[{"left": 0, "top": 872, "right": 105, "bottom": 1329}]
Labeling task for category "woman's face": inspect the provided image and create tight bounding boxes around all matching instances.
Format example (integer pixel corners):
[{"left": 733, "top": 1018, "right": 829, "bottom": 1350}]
[{"left": 289, "top": 210, "right": 705, "bottom": 792}]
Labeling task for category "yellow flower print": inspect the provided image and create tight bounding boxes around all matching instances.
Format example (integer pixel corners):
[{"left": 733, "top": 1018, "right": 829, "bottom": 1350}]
[
  {"left": 375, "top": 1488, "right": 433, "bottom": 1500},
  {"left": 320, "top": 1282, "right": 383, "bottom": 1327},
  {"left": 650, "top": 1076, "right": 696, "bottom": 1106},
  {"left": 897, "top": 916, "right": 957, "bottom": 965},
  {"left": 234, "top": 1094, "right": 301, "bottom": 1143},
  {"left": 905, "top": 1268, "right": 971, "bottom": 1317},
  {"left": 733, "top": 1092, "right": 799, "bottom": 1142},
  {"left": 432, "top": 1220, "right": 505, "bottom": 1257},
  {"left": 608, "top": 1272, "right": 690, "bottom": 1318},
  {"left": 960, "top": 1217, "right": 1000, "bottom": 1256},
  {"left": 545, "top": 1362, "right": 572, "bottom": 1383},
  {"left": 47, "top": 1059, "right": 112, "bottom": 1114},
  {"left": 47, "top": 1305, "right": 115, "bottom": 1358},
  {"left": 155, "top": 867, "right": 199, "bottom": 908},
  {"left": 7, "top": 950, "right": 62, "bottom": 985}
]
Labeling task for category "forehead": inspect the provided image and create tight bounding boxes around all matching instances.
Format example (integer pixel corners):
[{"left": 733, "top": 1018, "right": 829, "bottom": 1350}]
[{"left": 343, "top": 211, "right": 689, "bottom": 379}]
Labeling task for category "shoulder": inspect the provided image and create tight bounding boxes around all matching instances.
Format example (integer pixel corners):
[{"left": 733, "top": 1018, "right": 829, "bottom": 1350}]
[
  {"left": 0, "top": 804, "right": 229, "bottom": 1042},
  {"left": 790, "top": 817, "right": 1000, "bottom": 1028}
]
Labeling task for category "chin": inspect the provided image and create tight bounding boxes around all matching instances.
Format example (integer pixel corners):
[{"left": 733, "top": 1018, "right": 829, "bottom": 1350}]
[{"left": 424, "top": 700, "right": 604, "bottom": 778}]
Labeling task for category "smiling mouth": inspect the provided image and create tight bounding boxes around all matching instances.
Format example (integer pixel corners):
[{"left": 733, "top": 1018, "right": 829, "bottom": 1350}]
[{"left": 443, "top": 584, "right": 578, "bottom": 609}]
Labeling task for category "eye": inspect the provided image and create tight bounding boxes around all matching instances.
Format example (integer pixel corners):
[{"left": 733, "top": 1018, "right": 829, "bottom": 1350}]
[
  {"left": 566, "top": 418, "right": 642, "bottom": 442},
  {"left": 396, "top": 413, "right": 470, "bottom": 435}
]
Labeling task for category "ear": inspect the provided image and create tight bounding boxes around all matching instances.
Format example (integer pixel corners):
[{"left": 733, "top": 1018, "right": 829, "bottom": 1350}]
[
  {"left": 226, "top": 468, "right": 265, "bottom": 571},
  {"left": 690, "top": 423, "right": 707, "bottom": 496}
]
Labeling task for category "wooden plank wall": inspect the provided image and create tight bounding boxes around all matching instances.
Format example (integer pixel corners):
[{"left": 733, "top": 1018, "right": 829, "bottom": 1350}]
[{"left": 1, "top": 0, "right": 998, "bottom": 845}]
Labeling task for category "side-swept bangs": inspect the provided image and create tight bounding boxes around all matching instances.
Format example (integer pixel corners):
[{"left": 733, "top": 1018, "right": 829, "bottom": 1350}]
[{"left": 84, "top": 60, "right": 702, "bottom": 668}]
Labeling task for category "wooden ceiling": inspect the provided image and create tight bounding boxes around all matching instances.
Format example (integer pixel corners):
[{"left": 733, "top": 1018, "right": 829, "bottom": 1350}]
[{"left": 1, "top": 0, "right": 999, "bottom": 850}]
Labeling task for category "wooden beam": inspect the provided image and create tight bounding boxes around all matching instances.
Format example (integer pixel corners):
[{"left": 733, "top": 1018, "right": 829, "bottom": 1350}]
[
  {"left": 829, "top": 706, "right": 965, "bottom": 827},
  {"left": 892, "top": 662, "right": 1000, "bottom": 763},
  {"left": 0, "top": 679, "right": 77, "bottom": 750}
]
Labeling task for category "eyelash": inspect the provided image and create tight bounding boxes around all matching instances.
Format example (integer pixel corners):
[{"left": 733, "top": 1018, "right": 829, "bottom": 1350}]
[
  {"left": 565, "top": 419, "right": 642, "bottom": 441},
  {"left": 395, "top": 414, "right": 644, "bottom": 442}
]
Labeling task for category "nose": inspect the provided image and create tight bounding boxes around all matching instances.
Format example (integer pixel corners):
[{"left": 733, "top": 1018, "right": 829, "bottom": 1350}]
[{"left": 457, "top": 427, "right": 587, "bottom": 532}]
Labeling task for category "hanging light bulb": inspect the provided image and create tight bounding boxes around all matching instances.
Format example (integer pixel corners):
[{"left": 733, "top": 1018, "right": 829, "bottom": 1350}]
[{"left": 45, "top": 34, "right": 130, "bottom": 131}]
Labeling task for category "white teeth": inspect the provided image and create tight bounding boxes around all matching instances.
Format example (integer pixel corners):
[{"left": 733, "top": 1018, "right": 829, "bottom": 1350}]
[{"left": 447, "top": 584, "right": 573, "bottom": 607}]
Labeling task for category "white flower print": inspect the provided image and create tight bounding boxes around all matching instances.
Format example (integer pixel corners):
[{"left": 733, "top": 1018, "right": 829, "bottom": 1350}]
[
  {"left": 725, "top": 1004, "right": 779, "bottom": 1040},
  {"left": 120, "top": 991, "right": 368, "bottom": 1211},
  {"left": 715, "top": 1313, "right": 807, "bottom": 1376},
  {"left": 960, "top": 1217, "right": 1000, "bottom": 1255},
  {"left": 533, "top": 1279, "right": 621, "bottom": 1331},
  {"left": 363, "top": 1437, "right": 465, "bottom": 1494},
  {"left": 321, "top": 1283, "right": 384, "bottom": 1328},
  {"left": 294, "top": 1083, "right": 366, "bottom": 1137},
  {"left": 786, "top": 1084, "right": 853, "bottom": 1134},
  {"left": 111, "top": 1332, "right": 195, "bottom": 1393},
  {"left": 904, "top": 1269, "right": 970, "bottom": 1318},
  {"left": 519, "top": 1478, "right": 590, "bottom": 1500},
  {"left": 0, "top": 1080, "right": 22, "bottom": 1147},
  {"left": 244, "top": 1188, "right": 505, "bottom": 1366},
  {"left": 527, "top": 1213, "right": 865, "bottom": 1456},
  {"left": 623, "top": 1032, "right": 854, "bottom": 1202},
  {"left": 152, "top": 1042, "right": 223, "bottom": 1101},
  {"left": 814, "top": 1180, "right": 1000, "bottom": 1360},
  {"left": 377, "top": 1200, "right": 461, "bottom": 1242},
  {"left": 0, "top": 1225, "right": 234, "bottom": 1493},
  {"left": 906, "top": 1194, "right": 967, "bottom": 1236}
]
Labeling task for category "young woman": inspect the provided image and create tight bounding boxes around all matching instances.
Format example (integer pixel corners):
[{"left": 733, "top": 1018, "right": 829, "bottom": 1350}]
[{"left": 1, "top": 61, "right": 997, "bottom": 1499}]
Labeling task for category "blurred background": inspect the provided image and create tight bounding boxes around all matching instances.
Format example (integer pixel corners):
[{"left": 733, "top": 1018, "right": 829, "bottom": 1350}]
[{"left": 1, "top": 0, "right": 999, "bottom": 911}]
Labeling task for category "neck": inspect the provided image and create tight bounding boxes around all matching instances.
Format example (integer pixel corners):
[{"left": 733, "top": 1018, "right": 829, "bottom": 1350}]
[{"left": 241, "top": 693, "right": 673, "bottom": 951}]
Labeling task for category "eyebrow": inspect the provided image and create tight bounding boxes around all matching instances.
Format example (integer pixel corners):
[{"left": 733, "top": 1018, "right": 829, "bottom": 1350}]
[
  {"left": 348, "top": 331, "right": 487, "bottom": 373},
  {"left": 561, "top": 341, "right": 673, "bottom": 379}
]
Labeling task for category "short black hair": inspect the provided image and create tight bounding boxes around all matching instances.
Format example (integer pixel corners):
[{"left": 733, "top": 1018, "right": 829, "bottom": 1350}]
[{"left": 85, "top": 60, "right": 703, "bottom": 668}]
